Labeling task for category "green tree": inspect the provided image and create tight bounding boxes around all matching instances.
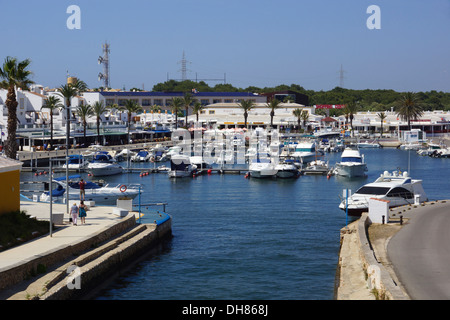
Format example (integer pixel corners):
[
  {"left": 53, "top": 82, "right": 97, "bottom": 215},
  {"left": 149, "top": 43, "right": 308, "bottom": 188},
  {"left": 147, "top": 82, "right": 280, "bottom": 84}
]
[
  {"left": 120, "top": 100, "right": 143, "bottom": 144},
  {"left": 169, "top": 97, "right": 183, "bottom": 129},
  {"left": 238, "top": 100, "right": 255, "bottom": 128},
  {"left": 0, "top": 57, "right": 34, "bottom": 159},
  {"left": 343, "top": 101, "right": 359, "bottom": 134},
  {"left": 75, "top": 104, "right": 94, "bottom": 145},
  {"left": 182, "top": 92, "right": 195, "bottom": 125},
  {"left": 192, "top": 101, "right": 204, "bottom": 124},
  {"left": 396, "top": 92, "right": 424, "bottom": 129},
  {"left": 300, "top": 110, "right": 310, "bottom": 130},
  {"left": 92, "top": 101, "right": 108, "bottom": 144},
  {"left": 57, "top": 79, "right": 87, "bottom": 150},
  {"left": 266, "top": 98, "right": 282, "bottom": 128},
  {"left": 292, "top": 108, "right": 303, "bottom": 131},
  {"left": 41, "top": 96, "right": 63, "bottom": 150},
  {"left": 377, "top": 112, "right": 387, "bottom": 137}
]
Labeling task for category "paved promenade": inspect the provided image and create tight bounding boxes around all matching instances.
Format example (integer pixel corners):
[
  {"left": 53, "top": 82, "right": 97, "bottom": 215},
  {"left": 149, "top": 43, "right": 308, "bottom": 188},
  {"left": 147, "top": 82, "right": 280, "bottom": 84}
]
[
  {"left": 0, "top": 201, "right": 134, "bottom": 299},
  {"left": 388, "top": 200, "right": 450, "bottom": 299}
]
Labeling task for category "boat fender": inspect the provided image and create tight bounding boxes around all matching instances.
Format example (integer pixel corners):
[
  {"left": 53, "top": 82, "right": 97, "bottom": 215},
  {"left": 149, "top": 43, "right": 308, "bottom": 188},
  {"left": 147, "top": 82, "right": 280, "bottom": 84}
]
[
  {"left": 207, "top": 169, "right": 212, "bottom": 174},
  {"left": 120, "top": 185, "right": 127, "bottom": 192}
]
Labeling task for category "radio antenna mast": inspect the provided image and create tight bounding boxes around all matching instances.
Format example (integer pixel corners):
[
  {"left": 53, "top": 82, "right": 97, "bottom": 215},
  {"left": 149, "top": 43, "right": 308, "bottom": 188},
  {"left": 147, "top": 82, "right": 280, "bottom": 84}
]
[{"left": 98, "top": 41, "right": 110, "bottom": 88}]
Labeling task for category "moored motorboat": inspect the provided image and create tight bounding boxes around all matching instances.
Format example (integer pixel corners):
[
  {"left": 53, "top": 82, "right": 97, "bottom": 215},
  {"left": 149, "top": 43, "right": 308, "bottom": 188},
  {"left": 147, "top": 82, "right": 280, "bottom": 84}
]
[
  {"left": 86, "top": 152, "right": 123, "bottom": 176},
  {"left": 338, "top": 170, "right": 428, "bottom": 216},
  {"left": 275, "top": 161, "right": 299, "bottom": 178},
  {"left": 334, "top": 144, "right": 367, "bottom": 177},
  {"left": 39, "top": 175, "right": 139, "bottom": 205},
  {"left": 168, "top": 154, "right": 196, "bottom": 178}
]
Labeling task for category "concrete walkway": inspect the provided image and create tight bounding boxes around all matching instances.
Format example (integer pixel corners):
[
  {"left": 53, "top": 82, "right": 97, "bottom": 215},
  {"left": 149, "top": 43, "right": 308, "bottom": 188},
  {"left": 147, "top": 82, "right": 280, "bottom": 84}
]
[
  {"left": 0, "top": 202, "right": 126, "bottom": 270},
  {"left": 0, "top": 201, "right": 136, "bottom": 299}
]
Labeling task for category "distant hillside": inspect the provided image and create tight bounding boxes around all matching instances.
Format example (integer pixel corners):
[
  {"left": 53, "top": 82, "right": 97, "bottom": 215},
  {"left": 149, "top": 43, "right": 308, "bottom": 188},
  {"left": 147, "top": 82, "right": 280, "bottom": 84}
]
[{"left": 152, "top": 80, "right": 450, "bottom": 112}]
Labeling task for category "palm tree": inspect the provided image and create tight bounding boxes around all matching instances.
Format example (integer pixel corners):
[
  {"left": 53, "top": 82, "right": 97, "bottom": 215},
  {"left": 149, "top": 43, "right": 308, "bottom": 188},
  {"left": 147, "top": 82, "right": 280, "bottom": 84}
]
[
  {"left": 169, "top": 97, "right": 183, "bottom": 129},
  {"left": 75, "top": 104, "right": 94, "bottom": 145},
  {"left": 182, "top": 92, "right": 195, "bottom": 126},
  {"left": 343, "top": 101, "right": 359, "bottom": 135},
  {"left": 396, "top": 92, "right": 423, "bottom": 130},
  {"left": 377, "top": 112, "right": 387, "bottom": 137},
  {"left": 267, "top": 98, "right": 282, "bottom": 128},
  {"left": 0, "top": 57, "right": 34, "bottom": 159},
  {"left": 41, "top": 96, "right": 63, "bottom": 150},
  {"left": 238, "top": 99, "right": 255, "bottom": 128},
  {"left": 292, "top": 108, "right": 303, "bottom": 131},
  {"left": 92, "top": 101, "right": 108, "bottom": 144},
  {"left": 300, "top": 110, "right": 310, "bottom": 130},
  {"left": 57, "top": 79, "right": 87, "bottom": 150},
  {"left": 192, "top": 101, "right": 204, "bottom": 124},
  {"left": 120, "top": 100, "right": 143, "bottom": 143}
]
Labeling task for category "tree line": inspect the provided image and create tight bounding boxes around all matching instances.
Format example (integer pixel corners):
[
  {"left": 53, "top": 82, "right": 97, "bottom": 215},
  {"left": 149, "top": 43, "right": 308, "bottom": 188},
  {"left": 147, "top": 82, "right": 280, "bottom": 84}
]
[{"left": 152, "top": 80, "right": 450, "bottom": 112}]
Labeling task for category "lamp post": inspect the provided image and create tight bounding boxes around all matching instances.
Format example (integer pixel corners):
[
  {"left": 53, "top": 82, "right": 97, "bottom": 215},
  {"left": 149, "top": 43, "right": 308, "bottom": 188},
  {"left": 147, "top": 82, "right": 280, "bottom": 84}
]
[{"left": 65, "top": 104, "right": 70, "bottom": 216}]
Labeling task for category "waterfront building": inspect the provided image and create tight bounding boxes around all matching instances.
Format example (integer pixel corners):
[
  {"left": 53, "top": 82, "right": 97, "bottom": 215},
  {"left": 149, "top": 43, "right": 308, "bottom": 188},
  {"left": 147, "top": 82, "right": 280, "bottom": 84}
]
[{"left": 188, "top": 102, "right": 318, "bottom": 129}]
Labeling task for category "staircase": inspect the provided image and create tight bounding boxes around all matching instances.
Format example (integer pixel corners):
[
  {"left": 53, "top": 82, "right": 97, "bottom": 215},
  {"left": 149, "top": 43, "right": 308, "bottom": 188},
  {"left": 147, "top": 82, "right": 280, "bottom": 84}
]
[{"left": 2, "top": 215, "right": 172, "bottom": 300}]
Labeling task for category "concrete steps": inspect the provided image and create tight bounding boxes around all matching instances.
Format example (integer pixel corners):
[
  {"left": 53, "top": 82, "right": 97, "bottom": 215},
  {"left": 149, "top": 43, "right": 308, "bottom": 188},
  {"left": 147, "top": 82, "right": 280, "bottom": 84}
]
[{"left": 3, "top": 216, "right": 171, "bottom": 300}]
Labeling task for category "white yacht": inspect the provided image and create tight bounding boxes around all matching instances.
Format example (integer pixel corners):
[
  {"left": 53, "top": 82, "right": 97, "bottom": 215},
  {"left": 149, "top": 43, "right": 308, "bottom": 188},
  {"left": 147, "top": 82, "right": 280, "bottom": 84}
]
[
  {"left": 168, "top": 154, "right": 196, "bottom": 178},
  {"left": 249, "top": 157, "right": 278, "bottom": 178},
  {"left": 131, "top": 150, "right": 152, "bottom": 162},
  {"left": 334, "top": 144, "right": 367, "bottom": 177},
  {"left": 275, "top": 161, "right": 299, "bottom": 178},
  {"left": 339, "top": 170, "right": 428, "bottom": 216},
  {"left": 291, "top": 140, "right": 320, "bottom": 164},
  {"left": 86, "top": 152, "right": 123, "bottom": 176},
  {"left": 40, "top": 175, "right": 139, "bottom": 205}
]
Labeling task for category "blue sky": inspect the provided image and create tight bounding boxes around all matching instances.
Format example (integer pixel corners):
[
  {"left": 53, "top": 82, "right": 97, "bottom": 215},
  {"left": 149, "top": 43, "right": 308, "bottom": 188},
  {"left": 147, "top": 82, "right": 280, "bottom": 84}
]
[{"left": 1, "top": 0, "right": 450, "bottom": 92}]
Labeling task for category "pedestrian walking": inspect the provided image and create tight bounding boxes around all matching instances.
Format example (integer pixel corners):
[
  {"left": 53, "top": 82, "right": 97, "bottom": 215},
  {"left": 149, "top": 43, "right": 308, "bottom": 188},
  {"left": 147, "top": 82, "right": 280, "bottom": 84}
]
[
  {"left": 79, "top": 200, "right": 87, "bottom": 225},
  {"left": 70, "top": 203, "right": 79, "bottom": 226}
]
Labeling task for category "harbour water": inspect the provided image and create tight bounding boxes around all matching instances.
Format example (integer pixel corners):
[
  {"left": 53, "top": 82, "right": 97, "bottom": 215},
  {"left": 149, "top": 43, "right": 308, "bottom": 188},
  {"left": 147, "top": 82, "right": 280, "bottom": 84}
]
[{"left": 20, "top": 148, "right": 450, "bottom": 300}]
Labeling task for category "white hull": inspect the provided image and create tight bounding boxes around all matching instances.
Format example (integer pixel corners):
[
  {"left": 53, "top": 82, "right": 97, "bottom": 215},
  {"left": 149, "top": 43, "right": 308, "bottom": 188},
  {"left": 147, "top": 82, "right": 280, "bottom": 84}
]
[
  {"left": 40, "top": 182, "right": 139, "bottom": 205},
  {"left": 339, "top": 170, "right": 428, "bottom": 215},
  {"left": 249, "top": 163, "right": 278, "bottom": 178},
  {"left": 88, "top": 163, "right": 123, "bottom": 176},
  {"left": 335, "top": 163, "right": 367, "bottom": 177}
]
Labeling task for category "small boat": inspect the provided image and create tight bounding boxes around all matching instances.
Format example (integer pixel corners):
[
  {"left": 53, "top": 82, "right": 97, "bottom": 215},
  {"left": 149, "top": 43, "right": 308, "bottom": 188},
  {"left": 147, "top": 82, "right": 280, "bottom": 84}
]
[
  {"left": 62, "top": 155, "right": 87, "bottom": 171},
  {"left": 339, "top": 170, "right": 428, "bottom": 216},
  {"left": 87, "top": 152, "right": 123, "bottom": 176},
  {"left": 168, "top": 154, "right": 196, "bottom": 178},
  {"left": 131, "top": 150, "right": 152, "bottom": 162},
  {"left": 275, "top": 161, "right": 299, "bottom": 178},
  {"left": 39, "top": 175, "right": 139, "bottom": 205},
  {"left": 114, "top": 149, "right": 137, "bottom": 162},
  {"left": 249, "top": 157, "right": 278, "bottom": 178},
  {"left": 334, "top": 144, "right": 367, "bottom": 177},
  {"left": 291, "top": 140, "right": 321, "bottom": 164},
  {"left": 303, "top": 159, "right": 332, "bottom": 175},
  {"left": 189, "top": 156, "right": 212, "bottom": 170},
  {"left": 357, "top": 140, "right": 381, "bottom": 148}
]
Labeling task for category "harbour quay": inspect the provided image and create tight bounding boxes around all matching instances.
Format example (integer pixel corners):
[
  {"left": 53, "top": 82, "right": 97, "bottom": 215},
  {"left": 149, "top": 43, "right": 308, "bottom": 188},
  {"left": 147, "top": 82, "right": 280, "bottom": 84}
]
[
  {"left": 0, "top": 201, "right": 172, "bottom": 300},
  {"left": 335, "top": 200, "right": 450, "bottom": 300}
]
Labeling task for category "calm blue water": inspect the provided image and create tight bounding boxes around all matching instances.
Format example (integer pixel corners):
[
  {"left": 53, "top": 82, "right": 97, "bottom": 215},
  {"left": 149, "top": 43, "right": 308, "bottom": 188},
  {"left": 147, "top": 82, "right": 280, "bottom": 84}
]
[{"left": 20, "top": 148, "right": 450, "bottom": 300}]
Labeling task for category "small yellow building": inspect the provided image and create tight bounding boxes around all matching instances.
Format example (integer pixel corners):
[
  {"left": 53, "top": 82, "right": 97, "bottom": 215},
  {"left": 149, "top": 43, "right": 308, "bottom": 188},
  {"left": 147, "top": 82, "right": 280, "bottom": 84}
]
[{"left": 0, "top": 156, "right": 23, "bottom": 215}]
